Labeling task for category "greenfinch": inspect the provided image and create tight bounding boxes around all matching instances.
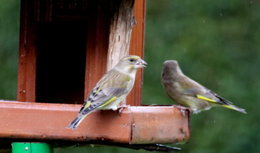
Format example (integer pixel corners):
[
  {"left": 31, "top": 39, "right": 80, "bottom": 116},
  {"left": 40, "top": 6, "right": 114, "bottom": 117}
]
[
  {"left": 67, "top": 55, "right": 147, "bottom": 129},
  {"left": 162, "top": 60, "right": 246, "bottom": 114}
]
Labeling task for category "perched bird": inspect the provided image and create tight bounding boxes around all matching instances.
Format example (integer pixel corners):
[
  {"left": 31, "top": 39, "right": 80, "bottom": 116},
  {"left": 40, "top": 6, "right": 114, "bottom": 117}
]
[
  {"left": 161, "top": 60, "right": 246, "bottom": 114},
  {"left": 67, "top": 55, "right": 147, "bottom": 129}
]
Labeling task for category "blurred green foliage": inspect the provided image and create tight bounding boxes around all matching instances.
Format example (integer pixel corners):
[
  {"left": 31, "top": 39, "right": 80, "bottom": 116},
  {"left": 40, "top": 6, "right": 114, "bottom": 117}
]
[
  {"left": 0, "top": 0, "right": 19, "bottom": 100},
  {"left": 0, "top": 0, "right": 259, "bottom": 152},
  {"left": 144, "top": 0, "right": 260, "bottom": 153}
]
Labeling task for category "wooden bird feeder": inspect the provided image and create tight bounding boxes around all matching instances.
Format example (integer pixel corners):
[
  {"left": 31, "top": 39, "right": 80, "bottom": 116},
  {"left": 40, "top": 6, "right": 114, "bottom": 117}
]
[{"left": 0, "top": 0, "right": 190, "bottom": 149}]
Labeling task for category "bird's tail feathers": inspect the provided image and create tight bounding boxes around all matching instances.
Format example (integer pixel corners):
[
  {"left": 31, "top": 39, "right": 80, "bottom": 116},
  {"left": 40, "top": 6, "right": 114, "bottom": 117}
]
[
  {"left": 222, "top": 104, "right": 247, "bottom": 114},
  {"left": 66, "top": 114, "right": 87, "bottom": 130},
  {"left": 67, "top": 101, "right": 101, "bottom": 130},
  {"left": 67, "top": 107, "right": 94, "bottom": 130}
]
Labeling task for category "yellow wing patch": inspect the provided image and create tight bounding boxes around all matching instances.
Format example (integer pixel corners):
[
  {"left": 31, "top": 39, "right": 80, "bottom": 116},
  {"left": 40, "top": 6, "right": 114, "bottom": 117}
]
[
  {"left": 83, "top": 101, "right": 91, "bottom": 109},
  {"left": 222, "top": 104, "right": 237, "bottom": 110},
  {"left": 100, "top": 96, "right": 117, "bottom": 108},
  {"left": 196, "top": 94, "right": 217, "bottom": 103}
]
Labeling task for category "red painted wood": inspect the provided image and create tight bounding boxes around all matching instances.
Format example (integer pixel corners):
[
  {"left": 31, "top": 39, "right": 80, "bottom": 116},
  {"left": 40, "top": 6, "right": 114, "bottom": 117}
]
[
  {"left": 0, "top": 100, "right": 190, "bottom": 144},
  {"left": 17, "top": 0, "right": 37, "bottom": 102},
  {"left": 128, "top": 0, "right": 146, "bottom": 106},
  {"left": 84, "top": 0, "right": 109, "bottom": 99}
]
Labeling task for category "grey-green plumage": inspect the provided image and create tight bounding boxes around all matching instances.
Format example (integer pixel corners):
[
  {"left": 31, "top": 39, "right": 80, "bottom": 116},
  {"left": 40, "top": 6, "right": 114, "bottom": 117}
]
[
  {"left": 161, "top": 60, "right": 246, "bottom": 114},
  {"left": 67, "top": 55, "right": 147, "bottom": 129},
  {"left": 82, "top": 69, "right": 134, "bottom": 111}
]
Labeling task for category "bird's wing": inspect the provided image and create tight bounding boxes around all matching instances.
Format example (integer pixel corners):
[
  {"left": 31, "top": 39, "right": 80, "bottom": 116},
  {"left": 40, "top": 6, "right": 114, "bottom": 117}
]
[
  {"left": 207, "top": 90, "right": 233, "bottom": 105},
  {"left": 79, "top": 70, "right": 131, "bottom": 115},
  {"left": 183, "top": 87, "right": 232, "bottom": 105},
  {"left": 79, "top": 87, "right": 126, "bottom": 115}
]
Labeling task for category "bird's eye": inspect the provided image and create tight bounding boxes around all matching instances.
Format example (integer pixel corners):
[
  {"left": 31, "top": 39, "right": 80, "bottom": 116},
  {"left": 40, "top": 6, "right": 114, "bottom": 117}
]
[{"left": 129, "top": 58, "right": 136, "bottom": 62}]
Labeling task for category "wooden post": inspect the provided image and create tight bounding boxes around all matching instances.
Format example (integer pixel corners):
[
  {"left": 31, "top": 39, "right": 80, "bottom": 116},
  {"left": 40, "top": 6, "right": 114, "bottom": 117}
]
[
  {"left": 17, "top": 0, "right": 37, "bottom": 102},
  {"left": 128, "top": 0, "right": 146, "bottom": 106},
  {"left": 107, "top": 0, "right": 145, "bottom": 106},
  {"left": 107, "top": 0, "right": 135, "bottom": 70}
]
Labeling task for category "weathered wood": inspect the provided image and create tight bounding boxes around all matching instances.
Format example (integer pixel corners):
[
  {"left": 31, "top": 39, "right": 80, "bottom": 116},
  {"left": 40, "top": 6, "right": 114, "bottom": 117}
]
[
  {"left": 106, "top": 0, "right": 145, "bottom": 106},
  {"left": 107, "top": 0, "right": 135, "bottom": 70},
  {"left": 0, "top": 100, "right": 190, "bottom": 144}
]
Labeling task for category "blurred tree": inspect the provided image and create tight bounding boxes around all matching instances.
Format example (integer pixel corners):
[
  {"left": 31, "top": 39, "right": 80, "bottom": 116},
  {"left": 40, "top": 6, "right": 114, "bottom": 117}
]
[
  {"left": 0, "top": 0, "right": 19, "bottom": 100},
  {"left": 144, "top": 0, "right": 260, "bottom": 153}
]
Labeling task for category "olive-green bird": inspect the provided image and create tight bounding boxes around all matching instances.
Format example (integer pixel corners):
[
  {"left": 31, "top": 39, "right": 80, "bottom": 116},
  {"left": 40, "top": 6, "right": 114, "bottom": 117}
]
[
  {"left": 161, "top": 60, "right": 246, "bottom": 114},
  {"left": 67, "top": 55, "right": 147, "bottom": 129}
]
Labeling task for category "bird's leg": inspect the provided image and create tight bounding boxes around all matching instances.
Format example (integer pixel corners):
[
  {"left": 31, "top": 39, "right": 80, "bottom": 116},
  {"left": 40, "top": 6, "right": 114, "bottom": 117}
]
[
  {"left": 175, "top": 105, "right": 191, "bottom": 115},
  {"left": 117, "top": 105, "right": 129, "bottom": 114}
]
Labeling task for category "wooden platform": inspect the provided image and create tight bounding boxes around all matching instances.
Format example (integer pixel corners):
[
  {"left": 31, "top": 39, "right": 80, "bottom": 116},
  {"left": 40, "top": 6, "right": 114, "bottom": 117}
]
[{"left": 0, "top": 100, "right": 190, "bottom": 144}]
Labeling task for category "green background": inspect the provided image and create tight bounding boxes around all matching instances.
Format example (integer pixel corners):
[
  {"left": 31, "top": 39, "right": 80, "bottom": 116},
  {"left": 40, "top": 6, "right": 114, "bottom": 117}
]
[{"left": 0, "top": 0, "right": 259, "bottom": 152}]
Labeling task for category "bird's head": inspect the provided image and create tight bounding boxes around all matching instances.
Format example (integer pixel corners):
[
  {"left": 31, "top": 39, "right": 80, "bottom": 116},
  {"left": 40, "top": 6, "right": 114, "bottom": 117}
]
[
  {"left": 115, "top": 55, "right": 147, "bottom": 73},
  {"left": 162, "top": 60, "right": 183, "bottom": 79}
]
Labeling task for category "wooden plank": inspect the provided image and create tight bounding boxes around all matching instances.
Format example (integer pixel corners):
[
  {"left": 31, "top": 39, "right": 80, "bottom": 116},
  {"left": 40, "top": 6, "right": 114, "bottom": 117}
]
[
  {"left": 0, "top": 100, "right": 190, "bottom": 144},
  {"left": 0, "top": 100, "right": 131, "bottom": 143},
  {"left": 105, "top": 0, "right": 146, "bottom": 106},
  {"left": 17, "top": 0, "right": 37, "bottom": 102},
  {"left": 107, "top": 0, "right": 135, "bottom": 70},
  {"left": 127, "top": 0, "right": 146, "bottom": 106},
  {"left": 130, "top": 106, "right": 190, "bottom": 144}
]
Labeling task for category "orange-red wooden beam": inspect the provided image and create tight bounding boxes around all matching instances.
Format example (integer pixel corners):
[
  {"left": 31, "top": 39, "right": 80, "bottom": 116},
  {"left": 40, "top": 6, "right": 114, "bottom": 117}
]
[
  {"left": 17, "top": 0, "right": 37, "bottom": 102},
  {"left": 128, "top": 0, "right": 146, "bottom": 106},
  {"left": 0, "top": 100, "right": 190, "bottom": 144}
]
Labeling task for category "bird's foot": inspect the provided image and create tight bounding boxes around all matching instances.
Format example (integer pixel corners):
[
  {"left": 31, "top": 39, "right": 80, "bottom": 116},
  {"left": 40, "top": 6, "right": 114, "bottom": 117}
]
[
  {"left": 175, "top": 105, "right": 191, "bottom": 115},
  {"left": 117, "top": 105, "right": 129, "bottom": 114}
]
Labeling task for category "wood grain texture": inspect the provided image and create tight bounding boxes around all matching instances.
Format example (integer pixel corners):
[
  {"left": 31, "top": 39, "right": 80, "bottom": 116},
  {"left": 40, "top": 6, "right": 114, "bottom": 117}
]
[{"left": 107, "top": 0, "right": 135, "bottom": 70}]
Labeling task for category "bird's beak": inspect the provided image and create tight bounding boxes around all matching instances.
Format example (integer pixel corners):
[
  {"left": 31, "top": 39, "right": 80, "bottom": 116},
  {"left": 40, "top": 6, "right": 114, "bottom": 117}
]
[{"left": 137, "top": 59, "right": 147, "bottom": 68}]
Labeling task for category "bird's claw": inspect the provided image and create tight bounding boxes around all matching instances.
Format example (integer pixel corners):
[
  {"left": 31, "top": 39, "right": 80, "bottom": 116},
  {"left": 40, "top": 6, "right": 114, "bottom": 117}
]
[{"left": 118, "top": 105, "right": 128, "bottom": 114}]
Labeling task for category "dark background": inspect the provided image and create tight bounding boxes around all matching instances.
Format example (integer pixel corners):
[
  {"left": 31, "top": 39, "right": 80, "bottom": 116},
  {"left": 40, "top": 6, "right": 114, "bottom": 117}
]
[{"left": 0, "top": 0, "right": 259, "bottom": 152}]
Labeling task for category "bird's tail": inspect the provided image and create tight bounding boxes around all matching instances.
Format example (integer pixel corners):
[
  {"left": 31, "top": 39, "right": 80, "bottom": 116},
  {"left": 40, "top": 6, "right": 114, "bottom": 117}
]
[
  {"left": 67, "top": 114, "right": 87, "bottom": 130},
  {"left": 67, "top": 100, "right": 99, "bottom": 129},
  {"left": 222, "top": 104, "right": 247, "bottom": 114}
]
